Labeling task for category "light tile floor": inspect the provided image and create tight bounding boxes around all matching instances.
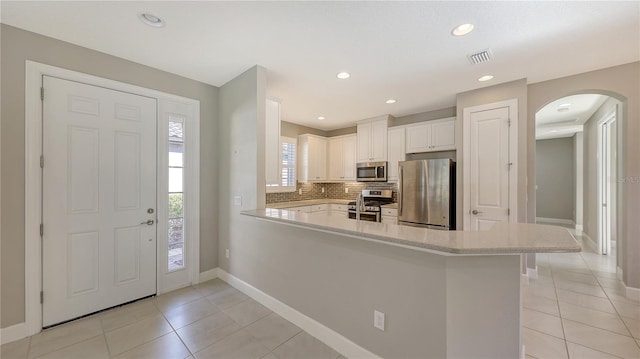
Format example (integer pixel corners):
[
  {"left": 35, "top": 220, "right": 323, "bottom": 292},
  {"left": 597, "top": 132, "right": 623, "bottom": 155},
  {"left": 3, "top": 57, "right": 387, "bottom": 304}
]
[
  {"left": 3, "top": 227, "right": 639, "bottom": 359},
  {"left": 1, "top": 279, "right": 344, "bottom": 359},
  {"left": 523, "top": 227, "right": 640, "bottom": 359}
]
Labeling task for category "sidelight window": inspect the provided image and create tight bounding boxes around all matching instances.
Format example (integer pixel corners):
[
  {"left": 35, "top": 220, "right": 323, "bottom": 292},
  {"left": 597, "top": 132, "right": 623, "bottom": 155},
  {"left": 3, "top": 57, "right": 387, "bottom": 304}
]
[{"left": 168, "top": 119, "right": 185, "bottom": 271}]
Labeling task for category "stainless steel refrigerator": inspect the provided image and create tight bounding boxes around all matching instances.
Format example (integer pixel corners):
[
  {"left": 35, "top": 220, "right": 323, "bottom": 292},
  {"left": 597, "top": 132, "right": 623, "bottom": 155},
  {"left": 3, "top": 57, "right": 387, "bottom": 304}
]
[{"left": 398, "top": 159, "right": 456, "bottom": 230}]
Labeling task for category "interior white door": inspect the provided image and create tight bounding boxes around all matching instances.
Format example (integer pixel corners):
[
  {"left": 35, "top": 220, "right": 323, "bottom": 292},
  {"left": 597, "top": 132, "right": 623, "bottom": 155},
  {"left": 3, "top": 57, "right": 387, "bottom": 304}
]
[
  {"left": 467, "top": 107, "right": 511, "bottom": 230},
  {"left": 42, "top": 76, "right": 157, "bottom": 326}
]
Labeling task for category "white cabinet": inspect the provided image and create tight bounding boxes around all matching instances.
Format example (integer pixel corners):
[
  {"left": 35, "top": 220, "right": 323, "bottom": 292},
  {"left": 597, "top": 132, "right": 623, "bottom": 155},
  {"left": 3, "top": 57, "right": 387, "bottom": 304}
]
[
  {"left": 330, "top": 204, "right": 348, "bottom": 213},
  {"left": 265, "top": 99, "right": 281, "bottom": 186},
  {"left": 328, "top": 135, "right": 356, "bottom": 181},
  {"left": 387, "top": 127, "right": 405, "bottom": 182},
  {"left": 310, "top": 204, "right": 328, "bottom": 213},
  {"left": 288, "top": 206, "right": 311, "bottom": 213},
  {"left": 298, "top": 134, "right": 327, "bottom": 182},
  {"left": 357, "top": 115, "right": 389, "bottom": 162},
  {"left": 381, "top": 207, "right": 398, "bottom": 224},
  {"left": 405, "top": 117, "right": 456, "bottom": 153}
]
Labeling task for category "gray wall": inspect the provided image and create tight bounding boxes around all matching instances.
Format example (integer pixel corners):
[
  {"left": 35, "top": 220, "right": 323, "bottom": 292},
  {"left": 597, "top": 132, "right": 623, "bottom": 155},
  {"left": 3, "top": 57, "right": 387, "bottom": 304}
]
[
  {"left": 392, "top": 106, "right": 456, "bottom": 127},
  {"left": 536, "top": 137, "right": 575, "bottom": 220},
  {"left": 281, "top": 120, "right": 327, "bottom": 138},
  {"left": 0, "top": 24, "right": 219, "bottom": 328},
  {"left": 217, "top": 65, "right": 267, "bottom": 271},
  {"left": 528, "top": 61, "right": 639, "bottom": 288}
]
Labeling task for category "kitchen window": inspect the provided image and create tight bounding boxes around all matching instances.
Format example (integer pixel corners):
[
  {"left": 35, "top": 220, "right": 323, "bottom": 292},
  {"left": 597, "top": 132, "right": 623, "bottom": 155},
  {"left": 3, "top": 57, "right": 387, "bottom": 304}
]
[{"left": 267, "top": 136, "right": 296, "bottom": 192}]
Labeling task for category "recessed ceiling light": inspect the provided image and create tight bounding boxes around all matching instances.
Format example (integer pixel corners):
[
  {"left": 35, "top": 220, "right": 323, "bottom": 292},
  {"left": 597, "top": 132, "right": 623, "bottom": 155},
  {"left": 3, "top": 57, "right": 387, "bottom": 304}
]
[
  {"left": 478, "top": 75, "right": 494, "bottom": 82},
  {"left": 138, "top": 13, "right": 165, "bottom": 28},
  {"left": 385, "top": 99, "right": 397, "bottom": 104},
  {"left": 452, "top": 23, "right": 474, "bottom": 36},
  {"left": 558, "top": 103, "right": 572, "bottom": 108},
  {"left": 336, "top": 72, "right": 351, "bottom": 80},
  {"left": 317, "top": 116, "right": 325, "bottom": 120}
]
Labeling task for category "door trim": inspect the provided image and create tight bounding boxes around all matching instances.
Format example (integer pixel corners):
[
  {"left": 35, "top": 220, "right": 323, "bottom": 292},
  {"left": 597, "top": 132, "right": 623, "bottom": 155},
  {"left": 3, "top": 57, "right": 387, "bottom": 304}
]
[
  {"left": 25, "top": 61, "right": 200, "bottom": 335},
  {"left": 597, "top": 109, "right": 617, "bottom": 255},
  {"left": 462, "top": 99, "right": 519, "bottom": 229}
]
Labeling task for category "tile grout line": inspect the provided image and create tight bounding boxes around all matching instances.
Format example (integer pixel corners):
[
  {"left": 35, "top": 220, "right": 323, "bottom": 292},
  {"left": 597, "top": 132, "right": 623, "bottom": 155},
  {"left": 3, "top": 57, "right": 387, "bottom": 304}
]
[
  {"left": 547, "top": 254, "right": 571, "bottom": 359},
  {"left": 578, "top": 247, "right": 640, "bottom": 348}
]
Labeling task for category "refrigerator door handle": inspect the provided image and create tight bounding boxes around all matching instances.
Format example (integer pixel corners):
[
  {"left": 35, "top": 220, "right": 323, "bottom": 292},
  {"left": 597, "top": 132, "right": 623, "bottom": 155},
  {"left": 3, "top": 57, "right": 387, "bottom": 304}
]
[{"left": 398, "top": 166, "right": 403, "bottom": 217}]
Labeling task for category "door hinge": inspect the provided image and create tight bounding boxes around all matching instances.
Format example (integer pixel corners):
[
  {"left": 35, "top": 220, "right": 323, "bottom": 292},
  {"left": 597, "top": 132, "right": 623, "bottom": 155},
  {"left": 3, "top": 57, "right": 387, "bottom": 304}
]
[
  {"left": 40, "top": 223, "right": 44, "bottom": 236},
  {"left": 41, "top": 87, "right": 44, "bottom": 101},
  {"left": 40, "top": 155, "right": 44, "bottom": 169},
  {"left": 508, "top": 119, "right": 511, "bottom": 126},
  {"left": 40, "top": 291, "right": 44, "bottom": 304},
  {"left": 507, "top": 208, "right": 511, "bottom": 216}
]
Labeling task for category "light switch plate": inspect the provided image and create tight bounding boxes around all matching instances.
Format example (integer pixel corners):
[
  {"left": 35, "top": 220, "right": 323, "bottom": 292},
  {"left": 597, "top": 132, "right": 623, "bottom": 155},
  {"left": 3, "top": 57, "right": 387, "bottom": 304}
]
[
  {"left": 374, "top": 310, "right": 385, "bottom": 331},
  {"left": 233, "top": 196, "right": 242, "bottom": 206}
]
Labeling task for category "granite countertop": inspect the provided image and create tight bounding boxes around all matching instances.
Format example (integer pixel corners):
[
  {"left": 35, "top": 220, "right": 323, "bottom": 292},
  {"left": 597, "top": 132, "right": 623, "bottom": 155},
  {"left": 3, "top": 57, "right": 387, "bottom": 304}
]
[
  {"left": 381, "top": 203, "right": 398, "bottom": 209},
  {"left": 241, "top": 209, "right": 581, "bottom": 256},
  {"left": 266, "top": 199, "right": 352, "bottom": 209}
]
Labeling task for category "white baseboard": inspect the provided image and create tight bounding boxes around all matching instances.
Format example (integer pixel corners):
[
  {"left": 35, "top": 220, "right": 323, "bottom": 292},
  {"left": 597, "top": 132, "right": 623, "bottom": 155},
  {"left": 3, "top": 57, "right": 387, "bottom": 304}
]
[
  {"left": 536, "top": 217, "right": 575, "bottom": 226},
  {"left": 199, "top": 268, "right": 219, "bottom": 282},
  {"left": 625, "top": 285, "right": 640, "bottom": 302},
  {"left": 581, "top": 232, "right": 597, "bottom": 252},
  {"left": 1, "top": 322, "right": 27, "bottom": 345},
  {"left": 217, "top": 269, "right": 380, "bottom": 359},
  {"left": 575, "top": 224, "right": 583, "bottom": 234},
  {"left": 526, "top": 266, "right": 538, "bottom": 280}
]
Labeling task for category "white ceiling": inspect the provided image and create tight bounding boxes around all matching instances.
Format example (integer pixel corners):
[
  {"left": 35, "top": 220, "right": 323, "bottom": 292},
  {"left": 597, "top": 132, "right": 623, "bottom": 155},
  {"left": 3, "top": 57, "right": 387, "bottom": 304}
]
[
  {"left": 2, "top": 1, "right": 639, "bottom": 131},
  {"left": 536, "top": 94, "right": 608, "bottom": 140}
]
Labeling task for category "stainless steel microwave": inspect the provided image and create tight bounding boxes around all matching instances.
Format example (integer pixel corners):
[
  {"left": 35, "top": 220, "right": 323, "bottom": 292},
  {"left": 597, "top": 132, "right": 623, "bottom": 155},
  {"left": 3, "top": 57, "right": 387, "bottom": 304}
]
[{"left": 356, "top": 161, "right": 387, "bottom": 182}]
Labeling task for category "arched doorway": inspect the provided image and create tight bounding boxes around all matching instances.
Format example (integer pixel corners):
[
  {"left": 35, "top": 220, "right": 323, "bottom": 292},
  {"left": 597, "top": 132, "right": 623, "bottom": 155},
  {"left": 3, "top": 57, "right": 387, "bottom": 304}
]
[{"left": 534, "top": 93, "right": 623, "bottom": 269}]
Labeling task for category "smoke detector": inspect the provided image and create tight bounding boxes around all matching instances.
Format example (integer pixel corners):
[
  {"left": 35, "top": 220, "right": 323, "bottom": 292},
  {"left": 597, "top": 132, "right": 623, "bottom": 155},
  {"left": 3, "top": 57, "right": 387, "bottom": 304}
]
[{"left": 467, "top": 49, "right": 493, "bottom": 64}]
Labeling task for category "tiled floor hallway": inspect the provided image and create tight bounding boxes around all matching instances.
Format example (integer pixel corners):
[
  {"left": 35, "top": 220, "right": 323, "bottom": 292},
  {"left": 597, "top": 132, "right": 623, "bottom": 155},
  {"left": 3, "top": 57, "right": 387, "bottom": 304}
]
[
  {"left": 2, "top": 227, "right": 639, "bottom": 358},
  {"left": 523, "top": 229, "right": 640, "bottom": 358}
]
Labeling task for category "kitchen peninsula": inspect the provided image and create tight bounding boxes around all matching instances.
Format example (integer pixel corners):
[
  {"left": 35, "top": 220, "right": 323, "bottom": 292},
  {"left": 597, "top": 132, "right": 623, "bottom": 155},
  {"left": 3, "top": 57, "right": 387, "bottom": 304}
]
[{"left": 240, "top": 208, "right": 580, "bottom": 358}]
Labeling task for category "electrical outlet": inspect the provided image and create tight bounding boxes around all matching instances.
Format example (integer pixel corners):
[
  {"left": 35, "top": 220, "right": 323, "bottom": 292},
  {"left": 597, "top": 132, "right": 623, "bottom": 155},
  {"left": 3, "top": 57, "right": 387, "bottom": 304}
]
[
  {"left": 345, "top": 188, "right": 349, "bottom": 193},
  {"left": 322, "top": 187, "right": 325, "bottom": 193},
  {"left": 299, "top": 188, "right": 302, "bottom": 195},
  {"left": 225, "top": 249, "right": 230, "bottom": 258},
  {"left": 374, "top": 310, "right": 385, "bottom": 331},
  {"left": 233, "top": 196, "right": 242, "bottom": 206}
]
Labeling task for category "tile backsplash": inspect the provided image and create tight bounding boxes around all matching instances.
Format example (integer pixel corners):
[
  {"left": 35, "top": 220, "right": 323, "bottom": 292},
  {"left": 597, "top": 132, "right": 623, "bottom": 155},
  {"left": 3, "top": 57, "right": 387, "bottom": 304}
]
[{"left": 266, "top": 182, "right": 397, "bottom": 204}]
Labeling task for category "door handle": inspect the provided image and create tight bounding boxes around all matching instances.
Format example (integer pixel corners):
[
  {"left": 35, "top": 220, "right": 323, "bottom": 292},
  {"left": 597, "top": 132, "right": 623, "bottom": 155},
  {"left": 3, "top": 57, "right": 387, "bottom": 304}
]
[
  {"left": 140, "top": 219, "right": 155, "bottom": 225},
  {"left": 471, "top": 210, "right": 483, "bottom": 215}
]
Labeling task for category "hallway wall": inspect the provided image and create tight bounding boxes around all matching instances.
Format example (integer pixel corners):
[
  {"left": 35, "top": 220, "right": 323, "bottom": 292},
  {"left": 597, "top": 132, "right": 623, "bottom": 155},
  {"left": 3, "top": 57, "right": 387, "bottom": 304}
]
[{"left": 536, "top": 137, "right": 575, "bottom": 221}]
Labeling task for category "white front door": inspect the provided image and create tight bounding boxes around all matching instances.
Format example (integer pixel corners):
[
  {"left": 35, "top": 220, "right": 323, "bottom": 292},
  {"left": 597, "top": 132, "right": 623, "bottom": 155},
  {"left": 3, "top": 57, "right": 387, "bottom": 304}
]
[
  {"left": 42, "top": 76, "right": 157, "bottom": 326},
  {"left": 465, "top": 106, "right": 512, "bottom": 230}
]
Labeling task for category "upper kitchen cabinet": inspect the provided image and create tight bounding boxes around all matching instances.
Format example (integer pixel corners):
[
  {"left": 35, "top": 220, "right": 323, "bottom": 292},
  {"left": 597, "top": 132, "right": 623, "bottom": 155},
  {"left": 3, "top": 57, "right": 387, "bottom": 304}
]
[
  {"left": 405, "top": 117, "right": 456, "bottom": 153},
  {"left": 298, "top": 134, "right": 328, "bottom": 182},
  {"left": 387, "top": 127, "right": 405, "bottom": 182},
  {"left": 328, "top": 134, "right": 357, "bottom": 181},
  {"left": 356, "top": 115, "right": 391, "bottom": 162},
  {"left": 265, "top": 99, "right": 281, "bottom": 186}
]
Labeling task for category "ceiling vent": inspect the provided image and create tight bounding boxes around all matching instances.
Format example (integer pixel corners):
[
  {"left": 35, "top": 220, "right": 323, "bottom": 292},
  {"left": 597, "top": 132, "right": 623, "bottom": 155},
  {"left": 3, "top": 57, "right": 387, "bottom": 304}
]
[{"left": 467, "top": 49, "right": 493, "bottom": 64}]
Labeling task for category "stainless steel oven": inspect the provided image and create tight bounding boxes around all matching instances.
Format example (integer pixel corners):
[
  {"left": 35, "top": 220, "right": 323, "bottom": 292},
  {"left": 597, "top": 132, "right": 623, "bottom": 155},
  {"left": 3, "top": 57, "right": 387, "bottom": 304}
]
[
  {"left": 347, "top": 189, "right": 393, "bottom": 222},
  {"left": 356, "top": 161, "right": 387, "bottom": 182},
  {"left": 347, "top": 211, "right": 380, "bottom": 222}
]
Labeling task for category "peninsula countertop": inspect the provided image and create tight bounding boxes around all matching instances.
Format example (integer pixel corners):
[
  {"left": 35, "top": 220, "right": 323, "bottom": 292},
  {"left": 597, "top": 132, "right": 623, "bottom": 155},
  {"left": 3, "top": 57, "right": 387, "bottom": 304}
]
[{"left": 241, "top": 208, "right": 581, "bottom": 256}]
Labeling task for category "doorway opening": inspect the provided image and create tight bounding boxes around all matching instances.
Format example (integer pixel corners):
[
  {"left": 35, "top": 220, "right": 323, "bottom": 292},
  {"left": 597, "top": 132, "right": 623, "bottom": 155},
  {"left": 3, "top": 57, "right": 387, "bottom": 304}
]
[{"left": 535, "top": 94, "right": 621, "bottom": 262}]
